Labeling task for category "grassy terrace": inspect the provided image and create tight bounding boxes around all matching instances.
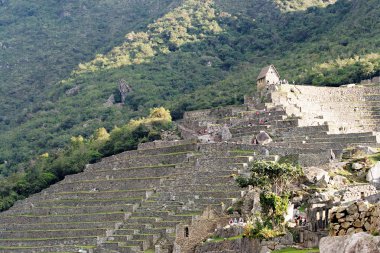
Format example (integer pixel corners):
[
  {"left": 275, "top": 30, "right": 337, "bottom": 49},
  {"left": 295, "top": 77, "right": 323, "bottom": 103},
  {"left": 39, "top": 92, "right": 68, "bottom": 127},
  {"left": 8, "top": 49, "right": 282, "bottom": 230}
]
[
  {"left": 38, "top": 197, "right": 142, "bottom": 203},
  {"left": 0, "top": 245, "right": 96, "bottom": 250},
  {"left": 62, "top": 175, "right": 172, "bottom": 183},
  {"left": 0, "top": 220, "right": 121, "bottom": 226},
  {"left": 0, "top": 236, "right": 98, "bottom": 241},
  {"left": 2, "top": 211, "right": 126, "bottom": 218},
  {"left": 0, "top": 228, "right": 107, "bottom": 233},
  {"left": 56, "top": 188, "right": 154, "bottom": 195},
  {"left": 17, "top": 203, "right": 135, "bottom": 209}
]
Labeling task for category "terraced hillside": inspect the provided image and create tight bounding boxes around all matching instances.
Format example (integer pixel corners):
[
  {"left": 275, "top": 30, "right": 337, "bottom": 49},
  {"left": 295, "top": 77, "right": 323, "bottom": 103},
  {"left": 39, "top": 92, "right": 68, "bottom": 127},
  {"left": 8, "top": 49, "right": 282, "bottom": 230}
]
[
  {"left": 0, "top": 140, "right": 281, "bottom": 253},
  {"left": 2, "top": 83, "right": 380, "bottom": 252}
]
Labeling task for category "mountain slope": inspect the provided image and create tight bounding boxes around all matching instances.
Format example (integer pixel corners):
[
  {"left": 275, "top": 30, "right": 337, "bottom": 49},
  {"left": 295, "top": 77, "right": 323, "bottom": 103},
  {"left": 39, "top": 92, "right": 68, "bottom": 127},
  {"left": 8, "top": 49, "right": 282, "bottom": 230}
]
[
  {"left": 0, "top": 0, "right": 379, "bottom": 177},
  {"left": 0, "top": 0, "right": 178, "bottom": 129}
]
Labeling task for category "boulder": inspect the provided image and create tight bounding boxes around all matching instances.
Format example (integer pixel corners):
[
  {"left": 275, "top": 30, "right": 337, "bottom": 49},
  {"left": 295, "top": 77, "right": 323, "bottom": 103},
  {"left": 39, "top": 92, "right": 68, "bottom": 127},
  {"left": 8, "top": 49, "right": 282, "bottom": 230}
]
[
  {"left": 331, "top": 175, "right": 348, "bottom": 187},
  {"left": 357, "top": 201, "right": 370, "bottom": 212},
  {"left": 256, "top": 131, "right": 272, "bottom": 145},
  {"left": 104, "top": 94, "right": 115, "bottom": 107},
  {"left": 367, "top": 162, "right": 380, "bottom": 183},
  {"left": 303, "top": 167, "right": 330, "bottom": 185},
  {"left": 259, "top": 246, "right": 271, "bottom": 253},
  {"left": 220, "top": 125, "right": 232, "bottom": 141},
  {"left": 354, "top": 146, "right": 378, "bottom": 155},
  {"left": 347, "top": 203, "right": 358, "bottom": 215},
  {"left": 352, "top": 163, "right": 364, "bottom": 170},
  {"left": 336, "top": 212, "right": 345, "bottom": 219},
  {"left": 319, "top": 232, "right": 380, "bottom": 253}
]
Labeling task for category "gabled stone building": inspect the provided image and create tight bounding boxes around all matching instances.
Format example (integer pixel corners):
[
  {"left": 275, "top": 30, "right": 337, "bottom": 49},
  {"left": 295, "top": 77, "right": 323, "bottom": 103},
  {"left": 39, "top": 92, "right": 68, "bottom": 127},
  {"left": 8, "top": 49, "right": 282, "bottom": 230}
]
[{"left": 256, "top": 65, "right": 280, "bottom": 93}]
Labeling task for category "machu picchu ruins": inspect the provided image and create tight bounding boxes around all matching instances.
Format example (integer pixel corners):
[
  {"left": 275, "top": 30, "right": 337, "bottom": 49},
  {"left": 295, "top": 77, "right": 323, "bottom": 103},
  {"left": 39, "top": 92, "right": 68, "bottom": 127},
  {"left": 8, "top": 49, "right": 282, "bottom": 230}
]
[{"left": 1, "top": 66, "right": 380, "bottom": 253}]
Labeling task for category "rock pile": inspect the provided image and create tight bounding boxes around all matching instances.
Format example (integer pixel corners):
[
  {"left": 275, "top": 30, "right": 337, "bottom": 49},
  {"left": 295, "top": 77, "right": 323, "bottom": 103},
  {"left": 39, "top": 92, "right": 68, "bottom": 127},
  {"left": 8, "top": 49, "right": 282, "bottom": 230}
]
[{"left": 330, "top": 201, "right": 380, "bottom": 236}]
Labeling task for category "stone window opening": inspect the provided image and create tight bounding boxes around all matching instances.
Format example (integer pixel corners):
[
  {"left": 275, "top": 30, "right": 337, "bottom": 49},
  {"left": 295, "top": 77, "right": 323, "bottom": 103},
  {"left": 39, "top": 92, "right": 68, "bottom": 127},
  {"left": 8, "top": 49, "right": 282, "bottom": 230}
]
[
  {"left": 184, "top": 227, "right": 189, "bottom": 237},
  {"left": 361, "top": 192, "right": 365, "bottom": 200}
]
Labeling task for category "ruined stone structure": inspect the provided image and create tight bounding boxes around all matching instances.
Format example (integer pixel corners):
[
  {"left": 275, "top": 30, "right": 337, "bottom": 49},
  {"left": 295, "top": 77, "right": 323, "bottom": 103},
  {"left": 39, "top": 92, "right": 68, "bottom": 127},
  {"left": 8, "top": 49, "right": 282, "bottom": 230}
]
[
  {"left": 1, "top": 76, "right": 380, "bottom": 252},
  {"left": 256, "top": 65, "right": 280, "bottom": 94}
]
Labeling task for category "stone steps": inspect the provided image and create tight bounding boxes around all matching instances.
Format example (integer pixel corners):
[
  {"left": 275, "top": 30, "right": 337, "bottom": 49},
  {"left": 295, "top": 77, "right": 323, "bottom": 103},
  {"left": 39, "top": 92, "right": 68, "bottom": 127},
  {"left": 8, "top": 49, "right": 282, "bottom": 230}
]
[
  {"left": 87, "top": 152, "right": 191, "bottom": 171},
  {"left": 279, "top": 135, "right": 378, "bottom": 145},
  {"left": 51, "top": 177, "right": 165, "bottom": 192},
  {"left": 4, "top": 203, "right": 136, "bottom": 216},
  {"left": 0, "top": 245, "right": 96, "bottom": 253},
  {"left": 101, "top": 241, "right": 141, "bottom": 253},
  {"left": 65, "top": 164, "right": 182, "bottom": 182},
  {"left": 55, "top": 188, "right": 150, "bottom": 200},
  {"left": 0, "top": 228, "right": 107, "bottom": 239},
  {"left": 158, "top": 190, "right": 242, "bottom": 200},
  {"left": 0, "top": 236, "right": 98, "bottom": 247},
  {"left": 280, "top": 132, "right": 376, "bottom": 141},
  {"left": 0, "top": 221, "right": 120, "bottom": 231},
  {"left": 270, "top": 142, "right": 379, "bottom": 150},
  {"left": 31, "top": 197, "right": 143, "bottom": 208},
  {"left": 122, "top": 143, "right": 198, "bottom": 157},
  {"left": 0, "top": 211, "right": 127, "bottom": 224}
]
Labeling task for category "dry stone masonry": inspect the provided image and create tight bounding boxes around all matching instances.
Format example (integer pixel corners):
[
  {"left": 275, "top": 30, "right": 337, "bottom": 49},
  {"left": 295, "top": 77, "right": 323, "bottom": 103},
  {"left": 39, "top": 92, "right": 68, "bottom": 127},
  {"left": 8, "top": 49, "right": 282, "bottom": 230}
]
[{"left": 330, "top": 201, "right": 380, "bottom": 236}]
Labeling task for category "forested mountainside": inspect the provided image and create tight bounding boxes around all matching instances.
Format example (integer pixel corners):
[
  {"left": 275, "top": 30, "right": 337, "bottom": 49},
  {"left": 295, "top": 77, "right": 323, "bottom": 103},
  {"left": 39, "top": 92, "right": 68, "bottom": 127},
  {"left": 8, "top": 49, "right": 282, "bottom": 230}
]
[{"left": 0, "top": 0, "right": 379, "bottom": 188}]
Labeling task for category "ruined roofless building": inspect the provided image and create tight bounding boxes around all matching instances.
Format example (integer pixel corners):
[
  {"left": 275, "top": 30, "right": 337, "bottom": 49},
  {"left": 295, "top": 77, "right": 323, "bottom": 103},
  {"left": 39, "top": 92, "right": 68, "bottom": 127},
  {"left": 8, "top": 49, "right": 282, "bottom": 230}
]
[{"left": 256, "top": 65, "right": 280, "bottom": 93}]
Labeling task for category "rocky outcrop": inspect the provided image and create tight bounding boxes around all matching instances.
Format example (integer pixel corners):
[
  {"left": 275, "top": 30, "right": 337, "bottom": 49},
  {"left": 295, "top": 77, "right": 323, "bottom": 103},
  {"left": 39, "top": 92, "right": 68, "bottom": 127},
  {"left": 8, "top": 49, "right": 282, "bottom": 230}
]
[
  {"left": 319, "top": 232, "right": 380, "bottom": 253},
  {"left": 367, "top": 162, "right": 380, "bottom": 184},
  {"left": 330, "top": 202, "right": 380, "bottom": 236},
  {"left": 118, "top": 79, "right": 132, "bottom": 104},
  {"left": 65, "top": 85, "right": 80, "bottom": 96},
  {"left": 256, "top": 131, "right": 272, "bottom": 145},
  {"left": 303, "top": 167, "right": 330, "bottom": 185},
  {"left": 103, "top": 94, "right": 115, "bottom": 107},
  {"left": 354, "top": 146, "right": 378, "bottom": 155}
]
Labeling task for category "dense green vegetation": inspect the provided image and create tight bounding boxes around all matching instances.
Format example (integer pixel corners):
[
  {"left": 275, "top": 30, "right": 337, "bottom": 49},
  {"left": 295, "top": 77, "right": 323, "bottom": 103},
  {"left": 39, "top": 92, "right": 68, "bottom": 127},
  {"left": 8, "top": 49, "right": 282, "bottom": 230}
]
[
  {"left": 0, "top": 0, "right": 179, "bottom": 128},
  {"left": 0, "top": 0, "right": 379, "bottom": 210},
  {"left": 0, "top": 107, "right": 172, "bottom": 211}
]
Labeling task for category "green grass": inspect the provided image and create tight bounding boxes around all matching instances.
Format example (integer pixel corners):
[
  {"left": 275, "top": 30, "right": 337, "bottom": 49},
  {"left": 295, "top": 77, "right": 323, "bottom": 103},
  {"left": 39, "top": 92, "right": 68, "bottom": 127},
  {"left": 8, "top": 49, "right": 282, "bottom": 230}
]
[
  {"left": 207, "top": 234, "right": 243, "bottom": 243},
  {"left": 272, "top": 248, "right": 319, "bottom": 253}
]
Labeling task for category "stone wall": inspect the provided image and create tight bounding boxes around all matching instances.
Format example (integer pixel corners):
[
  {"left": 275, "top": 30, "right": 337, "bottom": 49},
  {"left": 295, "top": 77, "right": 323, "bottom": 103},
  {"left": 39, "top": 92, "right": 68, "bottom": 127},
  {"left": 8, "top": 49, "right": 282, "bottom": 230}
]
[
  {"left": 330, "top": 201, "right": 380, "bottom": 236},
  {"left": 268, "top": 84, "right": 380, "bottom": 133},
  {"left": 173, "top": 207, "right": 229, "bottom": 253},
  {"left": 137, "top": 140, "right": 196, "bottom": 150}
]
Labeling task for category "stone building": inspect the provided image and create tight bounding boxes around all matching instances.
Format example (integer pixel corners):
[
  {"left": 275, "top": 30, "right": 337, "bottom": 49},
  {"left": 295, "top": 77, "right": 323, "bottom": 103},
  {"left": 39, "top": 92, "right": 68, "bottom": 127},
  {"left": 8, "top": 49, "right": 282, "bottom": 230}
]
[{"left": 256, "top": 65, "right": 280, "bottom": 93}]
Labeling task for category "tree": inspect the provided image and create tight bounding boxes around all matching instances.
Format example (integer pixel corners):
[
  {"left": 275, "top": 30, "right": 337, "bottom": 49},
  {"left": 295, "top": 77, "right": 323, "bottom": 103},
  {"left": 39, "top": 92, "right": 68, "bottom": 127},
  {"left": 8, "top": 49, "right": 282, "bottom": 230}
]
[{"left": 236, "top": 161, "right": 302, "bottom": 195}]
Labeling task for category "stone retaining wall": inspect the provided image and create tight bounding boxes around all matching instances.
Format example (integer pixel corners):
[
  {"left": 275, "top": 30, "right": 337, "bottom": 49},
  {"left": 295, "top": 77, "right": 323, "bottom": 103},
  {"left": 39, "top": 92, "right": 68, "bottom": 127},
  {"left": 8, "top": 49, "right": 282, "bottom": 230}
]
[
  {"left": 330, "top": 201, "right": 380, "bottom": 236},
  {"left": 137, "top": 140, "right": 196, "bottom": 150}
]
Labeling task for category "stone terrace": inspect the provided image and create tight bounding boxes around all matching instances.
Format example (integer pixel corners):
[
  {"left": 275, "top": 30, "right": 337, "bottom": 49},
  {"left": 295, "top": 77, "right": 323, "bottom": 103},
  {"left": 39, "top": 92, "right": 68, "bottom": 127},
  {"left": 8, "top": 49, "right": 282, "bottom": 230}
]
[
  {"left": 0, "top": 141, "right": 275, "bottom": 253},
  {"left": 267, "top": 84, "right": 380, "bottom": 134},
  {"left": 178, "top": 84, "right": 380, "bottom": 166}
]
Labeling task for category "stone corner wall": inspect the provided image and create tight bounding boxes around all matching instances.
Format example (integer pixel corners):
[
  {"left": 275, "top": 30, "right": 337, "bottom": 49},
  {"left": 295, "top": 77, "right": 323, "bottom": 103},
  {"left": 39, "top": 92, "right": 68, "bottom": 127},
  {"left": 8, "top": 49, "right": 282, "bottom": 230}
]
[{"left": 174, "top": 211, "right": 229, "bottom": 253}]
